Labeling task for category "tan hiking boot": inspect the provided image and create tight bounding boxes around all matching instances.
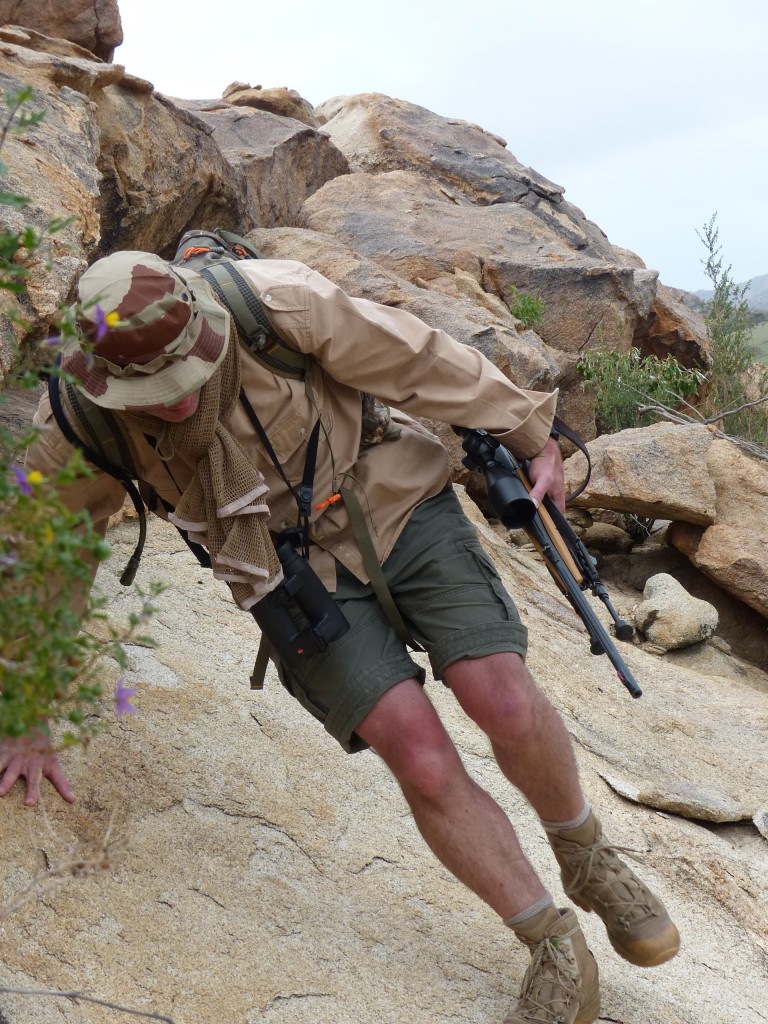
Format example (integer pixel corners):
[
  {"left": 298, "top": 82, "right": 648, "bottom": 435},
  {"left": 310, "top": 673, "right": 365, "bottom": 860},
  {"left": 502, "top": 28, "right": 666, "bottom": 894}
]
[
  {"left": 505, "top": 907, "right": 600, "bottom": 1024},
  {"left": 547, "top": 813, "right": 680, "bottom": 968}
]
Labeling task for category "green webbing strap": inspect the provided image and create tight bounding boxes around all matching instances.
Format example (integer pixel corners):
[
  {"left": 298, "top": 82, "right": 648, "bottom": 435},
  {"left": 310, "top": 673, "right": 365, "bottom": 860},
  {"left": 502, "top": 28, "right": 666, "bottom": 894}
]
[
  {"left": 200, "top": 263, "right": 310, "bottom": 380},
  {"left": 251, "top": 636, "right": 272, "bottom": 690},
  {"left": 339, "top": 486, "right": 424, "bottom": 653},
  {"left": 48, "top": 374, "right": 147, "bottom": 586}
]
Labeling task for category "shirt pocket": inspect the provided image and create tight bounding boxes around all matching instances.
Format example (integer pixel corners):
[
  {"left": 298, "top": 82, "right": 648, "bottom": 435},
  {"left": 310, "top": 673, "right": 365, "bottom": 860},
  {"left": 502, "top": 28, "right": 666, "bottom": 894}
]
[
  {"left": 249, "top": 370, "right": 332, "bottom": 469},
  {"left": 258, "top": 283, "right": 311, "bottom": 337}
]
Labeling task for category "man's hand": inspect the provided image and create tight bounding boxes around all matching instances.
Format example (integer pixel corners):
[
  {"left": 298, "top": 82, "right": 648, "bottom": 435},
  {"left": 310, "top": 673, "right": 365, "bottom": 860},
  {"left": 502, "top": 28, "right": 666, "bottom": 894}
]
[
  {"left": 526, "top": 436, "right": 566, "bottom": 513},
  {"left": 0, "top": 730, "right": 74, "bottom": 806}
]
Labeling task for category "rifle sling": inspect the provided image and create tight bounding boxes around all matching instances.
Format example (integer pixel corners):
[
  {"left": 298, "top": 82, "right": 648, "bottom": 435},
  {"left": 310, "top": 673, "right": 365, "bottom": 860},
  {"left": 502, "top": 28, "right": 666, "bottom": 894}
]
[
  {"left": 340, "top": 486, "right": 424, "bottom": 653},
  {"left": 552, "top": 415, "right": 592, "bottom": 501}
]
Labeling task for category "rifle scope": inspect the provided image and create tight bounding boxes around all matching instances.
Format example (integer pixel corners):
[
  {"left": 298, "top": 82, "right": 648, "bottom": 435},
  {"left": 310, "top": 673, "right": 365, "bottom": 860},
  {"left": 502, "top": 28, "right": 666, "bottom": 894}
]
[{"left": 456, "top": 428, "right": 537, "bottom": 529}]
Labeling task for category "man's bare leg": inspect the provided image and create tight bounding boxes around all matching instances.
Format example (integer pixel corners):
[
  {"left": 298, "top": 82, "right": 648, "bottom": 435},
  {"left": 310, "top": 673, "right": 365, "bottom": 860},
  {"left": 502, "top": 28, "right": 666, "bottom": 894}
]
[
  {"left": 356, "top": 678, "right": 550, "bottom": 919},
  {"left": 444, "top": 652, "right": 585, "bottom": 822}
]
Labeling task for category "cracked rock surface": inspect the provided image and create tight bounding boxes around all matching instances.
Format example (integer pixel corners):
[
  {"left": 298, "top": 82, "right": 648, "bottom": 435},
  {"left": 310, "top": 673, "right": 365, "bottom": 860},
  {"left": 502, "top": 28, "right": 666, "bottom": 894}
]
[{"left": 1, "top": 491, "right": 766, "bottom": 1024}]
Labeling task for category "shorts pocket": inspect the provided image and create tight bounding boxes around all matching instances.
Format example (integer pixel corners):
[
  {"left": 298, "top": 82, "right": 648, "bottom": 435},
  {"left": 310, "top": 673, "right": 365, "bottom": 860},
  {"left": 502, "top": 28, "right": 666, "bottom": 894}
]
[{"left": 462, "top": 539, "right": 514, "bottom": 620}]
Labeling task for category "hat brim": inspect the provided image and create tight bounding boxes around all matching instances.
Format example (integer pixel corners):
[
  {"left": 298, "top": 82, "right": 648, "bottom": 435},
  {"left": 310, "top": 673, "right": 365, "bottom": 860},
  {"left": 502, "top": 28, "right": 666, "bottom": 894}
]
[{"left": 62, "top": 269, "right": 231, "bottom": 410}]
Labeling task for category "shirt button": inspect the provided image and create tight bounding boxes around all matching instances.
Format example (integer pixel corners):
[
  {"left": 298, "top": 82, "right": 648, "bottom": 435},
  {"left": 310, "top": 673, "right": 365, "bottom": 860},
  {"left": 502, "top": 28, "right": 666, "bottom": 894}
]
[
  {"left": 298, "top": 427, "right": 306, "bottom": 437},
  {"left": 263, "top": 293, "right": 272, "bottom": 302}
]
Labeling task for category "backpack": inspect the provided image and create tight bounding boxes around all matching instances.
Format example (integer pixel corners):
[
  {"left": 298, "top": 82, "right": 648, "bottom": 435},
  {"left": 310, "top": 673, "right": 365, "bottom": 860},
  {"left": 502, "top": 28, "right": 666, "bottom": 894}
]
[
  {"left": 48, "top": 229, "right": 309, "bottom": 584},
  {"left": 173, "top": 230, "right": 311, "bottom": 381},
  {"left": 47, "top": 229, "right": 395, "bottom": 585}
]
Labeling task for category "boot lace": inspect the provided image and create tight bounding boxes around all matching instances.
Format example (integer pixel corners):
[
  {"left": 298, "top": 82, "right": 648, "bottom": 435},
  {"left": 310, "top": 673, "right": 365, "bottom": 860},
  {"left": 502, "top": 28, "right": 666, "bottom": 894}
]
[
  {"left": 560, "top": 839, "right": 657, "bottom": 927},
  {"left": 514, "top": 935, "right": 580, "bottom": 1024}
]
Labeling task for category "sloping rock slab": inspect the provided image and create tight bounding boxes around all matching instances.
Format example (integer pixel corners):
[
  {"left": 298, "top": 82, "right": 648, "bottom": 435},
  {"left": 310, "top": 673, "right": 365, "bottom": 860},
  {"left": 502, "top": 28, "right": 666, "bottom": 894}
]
[
  {"left": 599, "top": 771, "right": 752, "bottom": 822},
  {"left": 456, "top": 492, "right": 768, "bottom": 826},
  {"left": 1, "top": 503, "right": 767, "bottom": 1024}
]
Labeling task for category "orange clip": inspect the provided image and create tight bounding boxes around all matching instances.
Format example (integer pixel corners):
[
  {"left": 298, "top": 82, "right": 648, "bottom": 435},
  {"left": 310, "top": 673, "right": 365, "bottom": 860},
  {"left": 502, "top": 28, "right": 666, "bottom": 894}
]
[
  {"left": 182, "top": 245, "right": 212, "bottom": 260},
  {"left": 315, "top": 492, "right": 342, "bottom": 511}
]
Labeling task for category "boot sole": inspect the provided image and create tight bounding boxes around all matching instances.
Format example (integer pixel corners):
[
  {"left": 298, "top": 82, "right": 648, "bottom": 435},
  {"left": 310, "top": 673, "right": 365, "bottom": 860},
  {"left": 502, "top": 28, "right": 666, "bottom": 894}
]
[
  {"left": 608, "top": 934, "right": 680, "bottom": 968},
  {"left": 573, "top": 898, "right": 681, "bottom": 968}
]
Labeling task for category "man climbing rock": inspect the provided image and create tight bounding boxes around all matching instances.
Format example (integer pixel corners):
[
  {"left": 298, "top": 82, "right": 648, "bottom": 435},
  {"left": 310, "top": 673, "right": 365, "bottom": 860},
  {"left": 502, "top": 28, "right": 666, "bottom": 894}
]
[{"left": 1, "top": 250, "right": 679, "bottom": 1023}]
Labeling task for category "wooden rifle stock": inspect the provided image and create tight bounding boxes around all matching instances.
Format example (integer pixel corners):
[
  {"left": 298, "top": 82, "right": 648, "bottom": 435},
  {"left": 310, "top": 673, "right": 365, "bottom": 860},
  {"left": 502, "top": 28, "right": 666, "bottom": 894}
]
[{"left": 457, "top": 427, "right": 642, "bottom": 698}]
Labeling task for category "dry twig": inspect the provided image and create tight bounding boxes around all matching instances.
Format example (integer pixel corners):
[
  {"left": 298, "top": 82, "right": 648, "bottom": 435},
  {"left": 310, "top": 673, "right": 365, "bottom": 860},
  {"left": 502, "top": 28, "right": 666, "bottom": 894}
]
[
  {"left": 0, "top": 987, "right": 174, "bottom": 1022},
  {"left": 636, "top": 393, "right": 768, "bottom": 462},
  {"left": 0, "top": 808, "right": 125, "bottom": 921}
]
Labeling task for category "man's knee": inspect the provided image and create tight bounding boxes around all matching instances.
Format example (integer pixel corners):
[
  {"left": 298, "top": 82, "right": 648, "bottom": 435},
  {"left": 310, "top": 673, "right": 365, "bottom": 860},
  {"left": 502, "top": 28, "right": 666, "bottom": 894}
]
[
  {"left": 445, "top": 652, "right": 540, "bottom": 741},
  {"left": 357, "top": 680, "right": 464, "bottom": 804}
]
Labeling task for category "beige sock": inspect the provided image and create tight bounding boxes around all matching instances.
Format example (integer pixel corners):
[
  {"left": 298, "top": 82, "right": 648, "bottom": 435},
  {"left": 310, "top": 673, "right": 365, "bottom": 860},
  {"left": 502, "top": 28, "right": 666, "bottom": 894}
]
[
  {"left": 503, "top": 892, "right": 556, "bottom": 930},
  {"left": 541, "top": 801, "right": 592, "bottom": 834}
]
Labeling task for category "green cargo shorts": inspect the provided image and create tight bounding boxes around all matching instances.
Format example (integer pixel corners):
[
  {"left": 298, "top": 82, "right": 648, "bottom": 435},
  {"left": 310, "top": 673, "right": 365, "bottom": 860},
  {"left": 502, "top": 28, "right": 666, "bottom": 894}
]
[{"left": 275, "top": 487, "right": 528, "bottom": 752}]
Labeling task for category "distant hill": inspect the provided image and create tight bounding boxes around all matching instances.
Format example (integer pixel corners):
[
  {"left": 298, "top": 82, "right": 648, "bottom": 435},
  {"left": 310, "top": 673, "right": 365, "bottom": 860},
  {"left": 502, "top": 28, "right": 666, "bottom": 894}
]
[{"left": 695, "top": 272, "right": 768, "bottom": 312}]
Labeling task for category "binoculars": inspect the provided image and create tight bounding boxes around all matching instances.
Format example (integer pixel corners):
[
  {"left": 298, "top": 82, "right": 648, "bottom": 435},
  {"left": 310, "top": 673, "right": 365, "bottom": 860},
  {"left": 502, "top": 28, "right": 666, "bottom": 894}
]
[{"left": 252, "top": 536, "right": 350, "bottom": 668}]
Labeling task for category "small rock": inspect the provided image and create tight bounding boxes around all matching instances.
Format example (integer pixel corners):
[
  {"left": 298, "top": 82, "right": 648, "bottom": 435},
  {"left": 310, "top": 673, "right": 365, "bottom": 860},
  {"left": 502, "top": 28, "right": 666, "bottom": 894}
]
[{"left": 634, "top": 573, "right": 719, "bottom": 652}]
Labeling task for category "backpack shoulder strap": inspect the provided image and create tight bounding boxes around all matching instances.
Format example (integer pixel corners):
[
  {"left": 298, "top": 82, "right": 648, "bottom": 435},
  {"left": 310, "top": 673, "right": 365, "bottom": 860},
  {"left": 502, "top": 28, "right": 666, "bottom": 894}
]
[
  {"left": 47, "top": 373, "right": 147, "bottom": 585},
  {"left": 171, "top": 228, "right": 309, "bottom": 381},
  {"left": 199, "top": 262, "right": 310, "bottom": 381}
]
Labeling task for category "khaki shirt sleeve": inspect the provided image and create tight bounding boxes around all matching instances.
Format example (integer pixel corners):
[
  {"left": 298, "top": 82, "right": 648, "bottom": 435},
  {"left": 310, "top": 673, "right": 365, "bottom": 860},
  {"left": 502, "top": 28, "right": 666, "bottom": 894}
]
[{"left": 259, "top": 264, "right": 557, "bottom": 460}]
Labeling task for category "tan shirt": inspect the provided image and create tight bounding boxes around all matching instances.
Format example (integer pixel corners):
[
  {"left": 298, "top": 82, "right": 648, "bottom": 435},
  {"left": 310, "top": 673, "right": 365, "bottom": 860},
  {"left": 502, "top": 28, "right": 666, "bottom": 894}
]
[{"left": 27, "top": 259, "right": 557, "bottom": 591}]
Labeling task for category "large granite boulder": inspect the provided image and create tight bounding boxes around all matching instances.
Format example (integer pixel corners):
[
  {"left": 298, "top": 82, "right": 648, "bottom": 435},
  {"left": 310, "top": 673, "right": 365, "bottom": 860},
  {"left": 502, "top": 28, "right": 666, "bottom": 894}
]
[
  {"left": 176, "top": 99, "right": 349, "bottom": 230},
  {"left": 634, "top": 572, "right": 719, "bottom": 651},
  {"left": 0, "top": 0, "right": 122, "bottom": 61},
  {"left": 564, "top": 422, "right": 768, "bottom": 619},
  {"left": 313, "top": 93, "right": 709, "bottom": 386},
  {"left": 223, "top": 81, "right": 319, "bottom": 127},
  {"left": 0, "top": 31, "right": 242, "bottom": 370}
]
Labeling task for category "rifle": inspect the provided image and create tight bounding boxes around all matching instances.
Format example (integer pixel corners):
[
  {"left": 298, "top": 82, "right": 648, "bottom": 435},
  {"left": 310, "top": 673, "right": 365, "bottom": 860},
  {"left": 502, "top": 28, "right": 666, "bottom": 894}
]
[{"left": 456, "top": 427, "right": 642, "bottom": 698}]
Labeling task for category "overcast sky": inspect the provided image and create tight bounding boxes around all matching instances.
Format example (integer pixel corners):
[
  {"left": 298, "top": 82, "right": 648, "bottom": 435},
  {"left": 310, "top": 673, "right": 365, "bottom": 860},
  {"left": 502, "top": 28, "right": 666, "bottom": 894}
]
[{"left": 117, "top": 0, "right": 766, "bottom": 293}]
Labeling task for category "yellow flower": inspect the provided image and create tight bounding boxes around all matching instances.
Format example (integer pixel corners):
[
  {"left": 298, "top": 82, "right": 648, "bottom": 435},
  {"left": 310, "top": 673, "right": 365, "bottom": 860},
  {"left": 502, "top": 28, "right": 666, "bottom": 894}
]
[
  {"left": 26, "top": 470, "right": 44, "bottom": 486},
  {"left": 105, "top": 311, "right": 121, "bottom": 328},
  {"left": 44, "top": 524, "right": 54, "bottom": 544}
]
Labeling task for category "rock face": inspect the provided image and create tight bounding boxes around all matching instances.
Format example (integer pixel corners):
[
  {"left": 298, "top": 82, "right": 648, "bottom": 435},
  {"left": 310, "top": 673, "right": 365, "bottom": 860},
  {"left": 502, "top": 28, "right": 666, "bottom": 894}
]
[
  {"left": 176, "top": 100, "right": 350, "bottom": 230},
  {"left": 223, "top": 82, "right": 319, "bottom": 127},
  {"left": 0, "top": 0, "right": 123, "bottom": 61},
  {"left": 634, "top": 572, "right": 719, "bottom": 651},
  {"left": 0, "top": 32, "right": 708, "bottom": 425},
  {"left": 2, "top": 25, "right": 767, "bottom": 1024},
  {"left": 0, "top": 34, "right": 242, "bottom": 368},
  {"left": 311, "top": 94, "right": 708, "bottom": 431},
  {"left": 564, "top": 422, "right": 768, "bottom": 619}
]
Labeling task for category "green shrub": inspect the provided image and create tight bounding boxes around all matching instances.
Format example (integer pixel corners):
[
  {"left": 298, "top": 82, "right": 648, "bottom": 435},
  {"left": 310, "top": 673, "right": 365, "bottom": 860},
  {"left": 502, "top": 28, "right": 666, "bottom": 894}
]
[
  {"left": 697, "top": 215, "right": 768, "bottom": 449},
  {"left": 576, "top": 347, "right": 701, "bottom": 434},
  {"left": 508, "top": 286, "right": 544, "bottom": 329}
]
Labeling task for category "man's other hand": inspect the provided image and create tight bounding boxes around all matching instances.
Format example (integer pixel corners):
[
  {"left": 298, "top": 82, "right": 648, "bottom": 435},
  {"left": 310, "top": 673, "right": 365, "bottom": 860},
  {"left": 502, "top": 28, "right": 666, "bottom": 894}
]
[
  {"left": 0, "top": 730, "right": 75, "bottom": 806},
  {"left": 526, "top": 436, "right": 566, "bottom": 513}
]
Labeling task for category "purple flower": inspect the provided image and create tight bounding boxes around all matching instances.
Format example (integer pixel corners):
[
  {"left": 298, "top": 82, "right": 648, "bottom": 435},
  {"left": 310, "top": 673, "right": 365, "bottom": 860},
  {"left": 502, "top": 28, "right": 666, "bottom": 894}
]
[
  {"left": 93, "top": 304, "right": 108, "bottom": 342},
  {"left": 12, "top": 465, "right": 32, "bottom": 496},
  {"left": 115, "top": 677, "right": 137, "bottom": 718},
  {"left": 46, "top": 334, "right": 62, "bottom": 346}
]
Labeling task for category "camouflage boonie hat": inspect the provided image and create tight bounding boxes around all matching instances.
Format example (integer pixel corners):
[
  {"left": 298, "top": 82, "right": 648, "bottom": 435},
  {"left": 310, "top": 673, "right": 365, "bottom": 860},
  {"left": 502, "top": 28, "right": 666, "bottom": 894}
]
[{"left": 60, "top": 251, "right": 230, "bottom": 410}]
